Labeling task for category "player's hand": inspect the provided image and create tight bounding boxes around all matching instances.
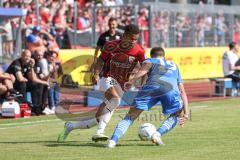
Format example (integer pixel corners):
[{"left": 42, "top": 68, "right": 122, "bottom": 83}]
[
  {"left": 179, "top": 113, "right": 189, "bottom": 128},
  {"left": 92, "top": 74, "right": 100, "bottom": 85},
  {"left": 10, "top": 74, "right": 15, "bottom": 82},
  {"left": 124, "top": 81, "right": 133, "bottom": 91},
  {"left": 29, "top": 58, "right": 35, "bottom": 67},
  {"left": 22, "top": 77, "right": 28, "bottom": 82}
]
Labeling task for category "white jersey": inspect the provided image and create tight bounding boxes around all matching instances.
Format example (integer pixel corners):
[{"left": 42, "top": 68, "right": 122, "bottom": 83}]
[{"left": 222, "top": 50, "right": 239, "bottom": 76}]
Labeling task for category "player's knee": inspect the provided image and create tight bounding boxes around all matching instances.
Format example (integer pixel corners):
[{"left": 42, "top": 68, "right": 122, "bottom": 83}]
[
  {"left": 172, "top": 108, "right": 184, "bottom": 117},
  {"left": 0, "top": 85, "right": 8, "bottom": 95},
  {"left": 124, "top": 114, "right": 137, "bottom": 121},
  {"left": 105, "top": 98, "right": 121, "bottom": 111},
  {"left": 127, "top": 107, "right": 143, "bottom": 120}
]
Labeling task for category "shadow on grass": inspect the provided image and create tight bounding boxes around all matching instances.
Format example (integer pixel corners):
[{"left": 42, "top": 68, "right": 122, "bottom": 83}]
[
  {"left": 46, "top": 142, "right": 105, "bottom": 148},
  {"left": 0, "top": 139, "right": 156, "bottom": 148}
]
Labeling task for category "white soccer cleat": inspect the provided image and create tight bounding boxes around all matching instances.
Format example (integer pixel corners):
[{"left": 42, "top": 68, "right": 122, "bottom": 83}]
[
  {"left": 43, "top": 107, "right": 55, "bottom": 115},
  {"left": 106, "top": 140, "right": 117, "bottom": 148},
  {"left": 151, "top": 132, "right": 165, "bottom": 146},
  {"left": 92, "top": 133, "right": 109, "bottom": 142}
]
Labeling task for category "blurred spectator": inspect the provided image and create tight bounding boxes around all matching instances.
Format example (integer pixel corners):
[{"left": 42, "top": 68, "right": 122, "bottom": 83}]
[
  {"left": 47, "top": 51, "right": 63, "bottom": 111},
  {"left": 103, "top": 0, "right": 116, "bottom": 6},
  {"left": 1, "top": 20, "right": 14, "bottom": 58},
  {"left": 153, "top": 10, "right": 169, "bottom": 48},
  {"left": 222, "top": 41, "right": 240, "bottom": 82},
  {"left": 195, "top": 15, "right": 205, "bottom": 47},
  {"left": 233, "top": 18, "right": 240, "bottom": 45},
  {"left": 6, "top": 50, "right": 49, "bottom": 115},
  {"left": 175, "top": 13, "right": 185, "bottom": 47},
  {"left": 48, "top": 28, "right": 60, "bottom": 55},
  {"left": 26, "top": 26, "right": 54, "bottom": 53},
  {"left": 203, "top": 14, "right": 213, "bottom": 46},
  {"left": 52, "top": 9, "right": 67, "bottom": 29},
  {"left": 215, "top": 13, "right": 228, "bottom": 46},
  {"left": 137, "top": 8, "right": 149, "bottom": 48},
  {"left": 77, "top": 9, "right": 91, "bottom": 31},
  {"left": 175, "top": 13, "right": 192, "bottom": 47}
]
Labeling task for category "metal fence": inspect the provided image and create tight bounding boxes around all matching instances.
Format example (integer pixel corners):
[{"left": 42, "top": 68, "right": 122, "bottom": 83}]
[
  {"left": 67, "top": 2, "right": 240, "bottom": 48},
  {"left": 2, "top": 1, "right": 240, "bottom": 55}
]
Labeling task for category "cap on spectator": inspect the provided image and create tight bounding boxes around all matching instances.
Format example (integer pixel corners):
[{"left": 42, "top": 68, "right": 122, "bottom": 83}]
[
  {"left": 50, "top": 28, "right": 57, "bottom": 37},
  {"left": 27, "top": 34, "right": 37, "bottom": 43},
  {"left": 33, "top": 26, "right": 41, "bottom": 32}
]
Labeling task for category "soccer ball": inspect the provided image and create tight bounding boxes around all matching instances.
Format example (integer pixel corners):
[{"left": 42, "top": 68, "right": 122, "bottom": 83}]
[{"left": 138, "top": 123, "right": 156, "bottom": 141}]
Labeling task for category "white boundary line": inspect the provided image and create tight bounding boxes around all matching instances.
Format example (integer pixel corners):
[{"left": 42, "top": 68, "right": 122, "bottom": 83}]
[{"left": 0, "top": 119, "right": 60, "bottom": 130}]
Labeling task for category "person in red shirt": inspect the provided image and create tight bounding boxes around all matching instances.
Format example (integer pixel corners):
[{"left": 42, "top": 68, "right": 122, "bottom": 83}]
[{"left": 57, "top": 24, "right": 145, "bottom": 143}]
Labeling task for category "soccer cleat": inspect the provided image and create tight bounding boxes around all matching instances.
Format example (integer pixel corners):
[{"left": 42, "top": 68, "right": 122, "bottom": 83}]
[
  {"left": 57, "top": 122, "right": 73, "bottom": 142},
  {"left": 92, "top": 133, "right": 109, "bottom": 142},
  {"left": 151, "top": 132, "right": 165, "bottom": 146},
  {"left": 43, "top": 107, "right": 55, "bottom": 115},
  {"left": 106, "top": 140, "right": 116, "bottom": 148}
]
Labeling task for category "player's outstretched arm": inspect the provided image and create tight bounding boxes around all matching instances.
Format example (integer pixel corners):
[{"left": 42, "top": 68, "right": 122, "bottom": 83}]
[
  {"left": 124, "top": 62, "right": 152, "bottom": 91},
  {"left": 178, "top": 83, "right": 189, "bottom": 128},
  {"left": 92, "top": 57, "right": 104, "bottom": 84}
]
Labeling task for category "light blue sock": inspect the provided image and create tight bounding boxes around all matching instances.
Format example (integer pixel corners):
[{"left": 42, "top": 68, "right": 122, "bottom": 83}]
[
  {"left": 111, "top": 116, "right": 134, "bottom": 143},
  {"left": 157, "top": 115, "right": 179, "bottom": 136}
]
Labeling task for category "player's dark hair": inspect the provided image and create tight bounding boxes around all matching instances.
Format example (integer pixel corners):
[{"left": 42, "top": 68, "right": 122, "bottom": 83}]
[
  {"left": 108, "top": 17, "right": 117, "bottom": 24},
  {"left": 124, "top": 24, "right": 140, "bottom": 35},
  {"left": 229, "top": 41, "right": 236, "bottom": 50},
  {"left": 150, "top": 47, "right": 165, "bottom": 57}
]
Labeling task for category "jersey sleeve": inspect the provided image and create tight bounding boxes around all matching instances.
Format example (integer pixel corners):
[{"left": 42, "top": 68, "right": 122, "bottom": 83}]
[
  {"left": 99, "top": 49, "right": 110, "bottom": 61},
  {"left": 228, "top": 53, "right": 238, "bottom": 65},
  {"left": 137, "top": 47, "right": 145, "bottom": 62},
  {"left": 96, "top": 34, "right": 105, "bottom": 48},
  {"left": 12, "top": 60, "right": 22, "bottom": 73},
  {"left": 176, "top": 65, "right": 183, "bottom": 84}
]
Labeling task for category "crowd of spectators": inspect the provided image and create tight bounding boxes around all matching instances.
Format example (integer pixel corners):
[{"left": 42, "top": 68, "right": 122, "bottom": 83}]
[
  {"left": 0, "top": 23, "right": 63, "bottom": 116},
  {"left": 1, "top": 0, "right": 240, "bottom": 49}
]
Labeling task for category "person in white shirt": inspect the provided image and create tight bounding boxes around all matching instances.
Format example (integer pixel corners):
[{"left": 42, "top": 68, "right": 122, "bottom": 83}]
[{"left": 222, "top": 41, "right": 240, "bottom": 82}]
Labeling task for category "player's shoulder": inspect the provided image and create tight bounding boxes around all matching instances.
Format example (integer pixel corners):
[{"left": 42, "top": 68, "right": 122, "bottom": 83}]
[
  {"left": 102, "top": 40, "right": 121, "bottom": 53},
  {"left": 135, "top": 43, "right": 145, "bottom": 52},
  {"left": 12, "top": 58, "right": 21, "bottom": 66},
  {"left": 100, "top": 30, "right": 110, "bottom": 37},
  {"left": 116, "top": 31, "right": 123, "bottom": 36},
  {"left": 105, "top": 39, "right": 121, "bottom": 45},
  {"left": 144, "top": 58, "right": 158, "bottom": 64}
]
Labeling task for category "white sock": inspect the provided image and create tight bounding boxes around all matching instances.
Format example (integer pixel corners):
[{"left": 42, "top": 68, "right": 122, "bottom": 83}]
[
  {"left": 72, "top": 118, "right": 98, "bottom": 129},
  {"left": 96, "top": 109, "right": 115, "bottom": 134}
]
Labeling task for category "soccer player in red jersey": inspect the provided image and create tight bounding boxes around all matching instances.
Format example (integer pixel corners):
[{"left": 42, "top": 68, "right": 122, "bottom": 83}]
[{"left": 57, "top": 24, "right": 145, "bottom": 142}]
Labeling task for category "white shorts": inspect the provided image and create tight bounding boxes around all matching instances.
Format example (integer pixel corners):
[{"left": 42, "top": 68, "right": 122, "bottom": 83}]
[
  {"left": 93, "top": 77, "right": 113, "bottom": 91},
  {"left": 93, "top": 77, "right": 124, "bottom": 96}
]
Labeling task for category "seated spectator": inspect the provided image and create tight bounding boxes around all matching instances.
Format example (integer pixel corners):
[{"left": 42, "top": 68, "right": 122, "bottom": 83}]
[
  {"left": 0, "top": 72, "right": 20, "bottom": 99},
  {"left": 6, "top": 50, "right": 49, "bottom": 115},
  {"left": 33, "top": 50, "right": 54, "bottom": 115},
  {"left": 222, "top": 41, "right": 240, "bottom": 82}
]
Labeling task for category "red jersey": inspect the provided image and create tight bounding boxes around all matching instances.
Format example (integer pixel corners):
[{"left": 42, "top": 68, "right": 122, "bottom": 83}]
[{"left": 99, "top": 40, "right": 145, "bottom": 87}]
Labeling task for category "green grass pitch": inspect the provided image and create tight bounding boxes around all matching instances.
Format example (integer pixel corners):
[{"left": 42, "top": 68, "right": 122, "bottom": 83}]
[{"left": 0, "top": 98, "right": 240, "bottom": 160}]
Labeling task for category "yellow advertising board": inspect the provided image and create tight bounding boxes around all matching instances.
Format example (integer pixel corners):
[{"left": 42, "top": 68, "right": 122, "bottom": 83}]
[{"left": 59, "top": 47, "right": 227, "bottom": 85}]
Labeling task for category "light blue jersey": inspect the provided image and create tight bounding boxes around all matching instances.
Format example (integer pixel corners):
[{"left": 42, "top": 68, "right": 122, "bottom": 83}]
[
  {"left": 145, "top": 58, "right": 182, "bottom": 92},
  {"left": 134, "top": 58, "right": 183, "bottom": 115}
]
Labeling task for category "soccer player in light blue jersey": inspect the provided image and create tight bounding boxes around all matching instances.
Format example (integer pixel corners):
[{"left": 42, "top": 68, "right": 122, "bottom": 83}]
[{"left": 107, "top": 47, "right": 189, "bottom": 148}]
